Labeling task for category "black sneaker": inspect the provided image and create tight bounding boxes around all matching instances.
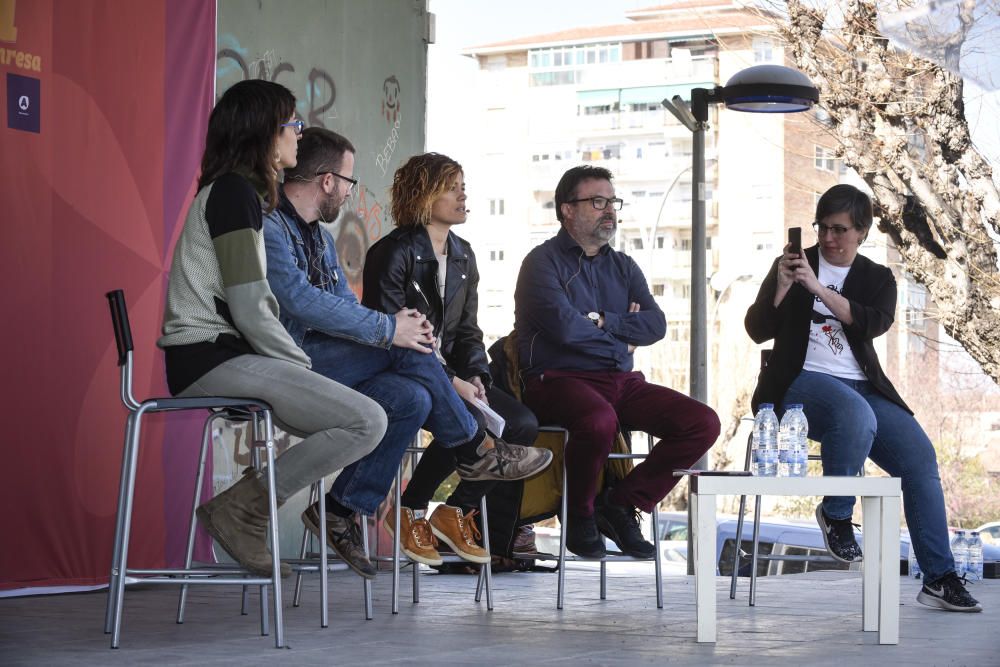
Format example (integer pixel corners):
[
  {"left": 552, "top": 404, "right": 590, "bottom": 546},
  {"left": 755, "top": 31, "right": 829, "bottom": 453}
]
[
  {"left": 301, "top": 503, "right": 377, "bottom": 580},
  {"left": 917, "top": 571, "right": 983, "bottom": 612},
  {"left": 565, "top": 514, "right": 607, "bottom": 559},
  {"left": 594, "top": 489, "right": 656, "bottom": 559},
  {"left": 815, "top": 504, "right": 862, "bottom": 563}
]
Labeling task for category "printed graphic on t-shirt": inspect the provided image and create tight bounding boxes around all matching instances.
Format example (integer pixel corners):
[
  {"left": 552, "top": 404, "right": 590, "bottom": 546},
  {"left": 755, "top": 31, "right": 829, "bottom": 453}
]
[{"left": 802, "top": 256, "right": 866, "bottom": 380}]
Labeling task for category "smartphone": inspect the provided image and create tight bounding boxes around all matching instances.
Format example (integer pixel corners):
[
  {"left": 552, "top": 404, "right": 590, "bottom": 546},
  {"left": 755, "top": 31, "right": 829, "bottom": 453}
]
[{"left": 788, "top": 226, "right": 802, "bottom": 256}]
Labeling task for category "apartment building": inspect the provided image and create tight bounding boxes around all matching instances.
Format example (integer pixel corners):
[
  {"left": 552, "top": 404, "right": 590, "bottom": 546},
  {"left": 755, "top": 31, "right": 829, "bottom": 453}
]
[{"left": 459, "top": 1, "right": 840, "bottom": 413}]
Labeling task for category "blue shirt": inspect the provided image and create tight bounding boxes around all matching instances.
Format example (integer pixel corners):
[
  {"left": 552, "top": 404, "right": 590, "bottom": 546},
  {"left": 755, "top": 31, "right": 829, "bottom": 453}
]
[{"left": 514, "top": 227, "right": 666, "bottom": 376}]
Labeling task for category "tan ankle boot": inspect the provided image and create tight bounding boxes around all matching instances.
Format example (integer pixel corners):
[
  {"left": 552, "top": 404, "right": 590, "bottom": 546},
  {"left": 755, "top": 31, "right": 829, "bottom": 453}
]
[
  {"left": 430, "top": 505, "right": 490, "bottom": 564},
  {"left": 196, "top": 469, "right": 290, "bottom": 578}
]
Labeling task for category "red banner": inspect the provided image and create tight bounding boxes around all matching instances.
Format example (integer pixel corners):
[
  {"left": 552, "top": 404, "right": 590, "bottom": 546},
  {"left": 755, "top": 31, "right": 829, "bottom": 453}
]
[{"left": 0, "top": 0, "right": 215, "bottom": 591}]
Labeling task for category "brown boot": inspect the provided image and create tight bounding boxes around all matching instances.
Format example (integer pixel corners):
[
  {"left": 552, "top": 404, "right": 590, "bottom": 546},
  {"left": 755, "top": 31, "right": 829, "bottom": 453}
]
[
  {"left": 386, "top": 505, "right": 443, "bottom": 566},
  {"left": 429, "top": 505, "right": 490, "bottom": 564},
  {"left": 196, "top": 469, "right": 290, "bottom": 578}
]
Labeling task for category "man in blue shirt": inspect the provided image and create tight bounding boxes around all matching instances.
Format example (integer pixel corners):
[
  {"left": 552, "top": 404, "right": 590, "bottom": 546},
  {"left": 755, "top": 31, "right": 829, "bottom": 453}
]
[
  {"left": 514, "top": 165, "right": 720, "bottom": 558},
  {"left": 263, "top": 128, "right": 551, "bottom": 576}
]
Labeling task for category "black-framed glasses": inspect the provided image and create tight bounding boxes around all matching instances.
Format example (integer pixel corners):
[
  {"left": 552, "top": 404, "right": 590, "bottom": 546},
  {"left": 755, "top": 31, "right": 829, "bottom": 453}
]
[
  {"left": 566, "top": 196, "right": 624, "bottom": 211},
  {"left": 281, "top": 119, "right": 305, "bottom": 136},
  {"left": 317, "top": 171, "right": 358, "bottom": 195},
  {"left": 812, "top": 221, "right": 854, "bottom": 237}
]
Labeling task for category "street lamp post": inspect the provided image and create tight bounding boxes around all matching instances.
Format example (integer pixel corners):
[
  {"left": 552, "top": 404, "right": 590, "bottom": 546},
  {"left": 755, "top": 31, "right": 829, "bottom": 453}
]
[
  {"left": 663, "top": 65, "right": 818, "bottom": 574},
  {"left": 662, "top": 64, "right": 818, "bottom": 442}
]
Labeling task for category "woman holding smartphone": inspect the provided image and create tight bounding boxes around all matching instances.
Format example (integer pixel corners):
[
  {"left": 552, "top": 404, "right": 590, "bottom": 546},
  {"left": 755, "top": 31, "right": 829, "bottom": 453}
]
[{"left": 744, "top": 184, "right": 980, "bottom": 612}]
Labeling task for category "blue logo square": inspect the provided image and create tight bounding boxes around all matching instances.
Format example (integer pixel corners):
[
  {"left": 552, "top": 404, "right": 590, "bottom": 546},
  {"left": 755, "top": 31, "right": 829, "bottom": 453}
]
[{"left": 7, "top": 73, "right": 40, "bottom": 133}]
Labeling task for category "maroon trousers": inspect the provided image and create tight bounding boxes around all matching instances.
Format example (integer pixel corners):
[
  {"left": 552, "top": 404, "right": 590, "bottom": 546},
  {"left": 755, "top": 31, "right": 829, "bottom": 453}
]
[{"left": 524, "top": 370, "right": 720, "bottom": 516}]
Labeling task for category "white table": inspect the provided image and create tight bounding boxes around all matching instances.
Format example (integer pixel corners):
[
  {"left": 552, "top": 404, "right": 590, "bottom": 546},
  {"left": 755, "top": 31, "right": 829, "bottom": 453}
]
[{"left": 689, "top": 475, "right": 902, "bottom": 644}]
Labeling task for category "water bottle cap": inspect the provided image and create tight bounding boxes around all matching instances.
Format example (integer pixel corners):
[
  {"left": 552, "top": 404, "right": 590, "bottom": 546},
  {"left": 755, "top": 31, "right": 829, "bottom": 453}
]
[
  {"left": 970, "top": 531, "right": 979, "bottom": 536},
  {"left": 788, "top": 403, "right": 803, "bottom": 410},
  {"left": 759, "top": 403, "right": 774, "bottom": 409}
]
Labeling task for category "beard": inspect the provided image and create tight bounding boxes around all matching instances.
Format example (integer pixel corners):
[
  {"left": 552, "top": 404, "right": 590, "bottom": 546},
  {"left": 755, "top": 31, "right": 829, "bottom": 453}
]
[
  {"left": 318, "top": 195, "right": 343, "bottom": 223},
  {"left": 594, "top": 217, "right": 617, "bottom": 242}
]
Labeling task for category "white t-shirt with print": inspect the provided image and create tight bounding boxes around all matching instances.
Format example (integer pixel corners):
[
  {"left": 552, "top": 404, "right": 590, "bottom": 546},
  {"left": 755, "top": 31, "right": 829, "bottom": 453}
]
[{"left": 801, "top": 253, "right": 867, "bottom": 380}]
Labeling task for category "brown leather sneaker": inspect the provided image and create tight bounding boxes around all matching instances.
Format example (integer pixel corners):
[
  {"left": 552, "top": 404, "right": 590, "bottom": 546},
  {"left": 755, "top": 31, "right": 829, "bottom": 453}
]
[
  {"left": 429, "top": 505, "right": 490, "bottom": 564},
  {"left": 386, "top": 505, "right": 443, "bottom": 566}
]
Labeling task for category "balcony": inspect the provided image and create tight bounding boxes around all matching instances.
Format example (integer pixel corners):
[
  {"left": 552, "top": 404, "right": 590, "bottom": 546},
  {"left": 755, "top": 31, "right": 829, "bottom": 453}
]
[{"left": 575, "top": 56, "right": 717, "bottom": 90}]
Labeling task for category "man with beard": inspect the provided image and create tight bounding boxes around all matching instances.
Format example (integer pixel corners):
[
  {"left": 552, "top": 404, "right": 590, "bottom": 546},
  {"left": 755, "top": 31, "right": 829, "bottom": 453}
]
[
  {"left": 513, "top": 165, "right": 720, "bottom": 559},
  {"left": 263, "top": 128, "right": 551, "bottom": 578}
]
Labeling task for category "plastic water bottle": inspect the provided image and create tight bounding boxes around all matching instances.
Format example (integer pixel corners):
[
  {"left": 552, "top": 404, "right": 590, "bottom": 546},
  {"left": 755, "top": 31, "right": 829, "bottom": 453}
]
[
  {"left": 751, "top": 403, "right": 779, "bottom": 477},
  {"left": 967, "top": 531, "right": 984, "bottom": 580},
  {"left": 778, "top": 404, "right": 809, "bottom": 477},
  {"left": 950, "top": 530, "right": 969, "bottom": 576}
]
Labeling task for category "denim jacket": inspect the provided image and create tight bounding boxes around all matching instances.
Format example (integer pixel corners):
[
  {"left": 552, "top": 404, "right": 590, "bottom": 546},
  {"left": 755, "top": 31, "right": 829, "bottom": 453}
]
[{"left": 263, "top": 193, "right": 394, "bottom": 349}]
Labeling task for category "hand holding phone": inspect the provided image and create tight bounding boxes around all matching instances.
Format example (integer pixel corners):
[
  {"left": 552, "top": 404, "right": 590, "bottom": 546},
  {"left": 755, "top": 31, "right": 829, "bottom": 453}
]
[{"left": 788, "top": 226, "right": 802, "bottom": 256}]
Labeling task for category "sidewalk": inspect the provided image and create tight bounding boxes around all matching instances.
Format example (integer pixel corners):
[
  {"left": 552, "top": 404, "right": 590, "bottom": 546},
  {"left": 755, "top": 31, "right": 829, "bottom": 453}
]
[{"left": 0, "top": 566, "right": 994, "bottom": 665}]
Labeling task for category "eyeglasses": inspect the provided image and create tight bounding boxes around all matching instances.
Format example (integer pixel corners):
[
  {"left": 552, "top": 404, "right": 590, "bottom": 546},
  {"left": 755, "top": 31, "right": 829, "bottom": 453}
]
[
  {"left": 566, "top": 196, "right": 624, "bottom": 211},
  {"left": 281, "top": 120, "right": 305, "bottom": 136},
  {"left": 812, "top": 222, "right": 855, "bottom": 237},
  {"left": 317, "top": 171, "right": 358, "bottom": 195}
]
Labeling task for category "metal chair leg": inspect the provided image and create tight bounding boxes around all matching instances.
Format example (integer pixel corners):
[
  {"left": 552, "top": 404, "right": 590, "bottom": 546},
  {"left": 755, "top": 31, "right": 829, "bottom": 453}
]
[
  {"left": 261, "top": 411, "right": 284, "bottom": 648},
  {"left": 110, "top": 406, "right": 148, "bottom": 648},
  {"left": 731, "top": 492, "right": 748, "bottom": 599},
  {"left": 749, "top": 495, "right": 762, "bottom": 607},
  {"left": 105, "top": 411, "right": 137, "bottom": 636},
  {"left": 292, "top": 483, "right": 318, "bottom": 608},
  {"left": 177, "top": 413, "right": 217, "bottom": 624},
  {"left": 653, "top": 502, "right": 663, "bottom": 609},
  {"left": 392, "top": 467, "right": 402, "bottom": 615},
  {"left": 318, "top": 479, "right": 329, "bottom": 628},
  {"left": 479, "top": 495, "right": 493, "bottom": 611},
  {"left": 361, "top": 513, "right": 373, "bottom": 620},
  {"left": 557, "top": 457, "right": 568, "bottom": 610}
]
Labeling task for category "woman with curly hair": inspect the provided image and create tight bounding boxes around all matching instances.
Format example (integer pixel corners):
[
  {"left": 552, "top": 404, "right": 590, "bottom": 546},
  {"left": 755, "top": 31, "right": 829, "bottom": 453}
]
[{"left": 363, "top": 153, "right": 549, "bottom": 565}]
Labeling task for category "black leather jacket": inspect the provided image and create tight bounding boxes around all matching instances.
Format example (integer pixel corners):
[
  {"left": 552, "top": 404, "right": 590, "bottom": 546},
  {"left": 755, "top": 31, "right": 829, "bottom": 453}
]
[{"left": 362, "top": 225, "right": 491, "bottom": 386}]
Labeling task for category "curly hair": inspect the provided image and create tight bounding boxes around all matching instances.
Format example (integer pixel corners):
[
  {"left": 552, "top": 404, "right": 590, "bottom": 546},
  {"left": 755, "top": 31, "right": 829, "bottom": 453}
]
[
  {"left": 390, "top": 153, "right": 463, "bottom": 228},
  {"left": 198, "top": 79, "right": 296, "bottom": 213}
]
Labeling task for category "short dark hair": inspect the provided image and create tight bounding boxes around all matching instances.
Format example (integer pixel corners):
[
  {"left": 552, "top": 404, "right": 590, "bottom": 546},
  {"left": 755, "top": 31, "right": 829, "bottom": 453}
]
[
  {"left": 198, "top": 79, "right": 296, "bottom": 213},
  {"left": 815, "top": 184, "right": 873, "bottom": 232},
  {"left": 284, "top": 127, "right": 355, "bottom": 182},
  {"left": 554, "top": 165, "right": 614, "bottom": 223}
]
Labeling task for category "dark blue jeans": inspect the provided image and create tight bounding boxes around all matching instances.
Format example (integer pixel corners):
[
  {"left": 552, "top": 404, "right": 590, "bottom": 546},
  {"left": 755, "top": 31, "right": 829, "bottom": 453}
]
[
  {"left": 304, "top": 333, "right": 478, "bottom": 515},
  {"left": 784, "top": 370, "right": 955, "bottom": 581}
]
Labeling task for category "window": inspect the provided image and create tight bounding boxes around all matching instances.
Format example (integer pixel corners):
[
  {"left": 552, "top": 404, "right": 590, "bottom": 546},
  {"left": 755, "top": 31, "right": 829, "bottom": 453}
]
[
  {"left": 678, "top": 238, "right": 692, "bottom": 251},
  {"left": 489, "top": 249, "right": 505, "bottom": 262},
  {"left": 652, "top": 283, "right": 665, "bottom": 296},
  {"left": 753, "top": 232, "right": 775, "bottom": 252},
  {"left": 815, "top": 145, "right": 837, "bottom": 172},
  {"left": 656, "top": 235, "right": 665, "bottom": 249},
  {"left": 631, "top": 238, "right": 644, "bottom": 250},
  {"left": 489, "top": 199, "right": 505, "bottom": 216},
  {"left": 753, "top": 38, "right": 774, "bottom": 63}
]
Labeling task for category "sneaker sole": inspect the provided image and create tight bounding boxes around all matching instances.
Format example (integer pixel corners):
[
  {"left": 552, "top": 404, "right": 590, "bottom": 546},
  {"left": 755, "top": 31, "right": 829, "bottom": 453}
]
[
  {"left": 815, "top": 504, "right": 862, "bottom": 564},
  {"left": 301, "top": 510, "right": 377, "bottom": 580},
  {"left": 384, "top": 520, "right": 445, "bottom": 566},
  {"left": 196, "top": 506, "right": 290, "bottom": 578},
  {"left": 456, "top": 449, "right": 554, "bottom": 482},
  {"left": 430, "top": 525, "right": 491, "bottom": 564},
  {"left": 916, "top": 590, "right": 983, "bottom": 612}
]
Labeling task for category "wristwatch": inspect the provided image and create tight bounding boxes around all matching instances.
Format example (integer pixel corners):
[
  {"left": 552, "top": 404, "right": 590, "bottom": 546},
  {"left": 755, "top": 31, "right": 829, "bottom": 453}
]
[{"left": 587, "top": 311, "right": 601, "bottom": 325}]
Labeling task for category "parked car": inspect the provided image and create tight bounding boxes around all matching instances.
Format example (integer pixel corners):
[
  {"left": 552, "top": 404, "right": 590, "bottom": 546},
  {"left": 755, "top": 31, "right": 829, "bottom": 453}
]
[
  {"left": 657, "top": 512, "right": 857, "bottom": 577},
  {"left": 974, "top": 521, "right": 1000, "bottom": 546}
]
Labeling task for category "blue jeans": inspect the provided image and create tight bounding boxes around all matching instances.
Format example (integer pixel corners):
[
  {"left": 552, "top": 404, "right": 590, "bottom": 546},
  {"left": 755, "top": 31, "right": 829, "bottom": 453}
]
[
  {"left": 304, "top": 334, "right": 479, "bottom": 515},
  {"left": 784, "top": 370, "right": 955, "bottom": 581}
]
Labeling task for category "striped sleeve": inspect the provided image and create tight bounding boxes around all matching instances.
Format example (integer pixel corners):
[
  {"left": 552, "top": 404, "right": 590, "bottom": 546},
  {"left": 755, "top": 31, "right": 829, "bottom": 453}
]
[{"left": 205, "top": 174, "right": 310, "bottom": 368}]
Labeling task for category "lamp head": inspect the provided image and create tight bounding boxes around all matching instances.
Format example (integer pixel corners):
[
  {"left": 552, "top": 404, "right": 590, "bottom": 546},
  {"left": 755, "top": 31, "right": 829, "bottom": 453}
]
[{"left": 721, "top": 65, "right": 818, "bottom": 113}]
